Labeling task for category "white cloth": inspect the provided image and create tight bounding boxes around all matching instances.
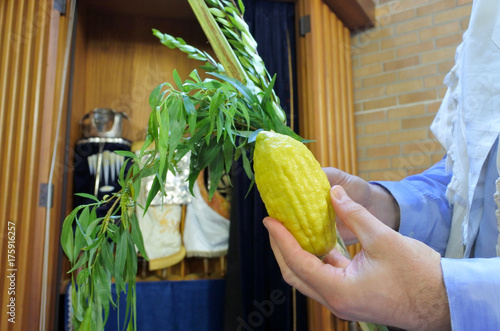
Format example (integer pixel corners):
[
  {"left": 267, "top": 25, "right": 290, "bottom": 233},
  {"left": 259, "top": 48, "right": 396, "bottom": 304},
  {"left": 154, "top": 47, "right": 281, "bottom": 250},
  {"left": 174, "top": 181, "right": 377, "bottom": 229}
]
[
  {"left": 183, "top": 181, "right": 230, "bottom": 257},
  {"left": 135, "top": 204, "right": 183, "bottom": 260},
  {"left": 133, "top": 147, "right": 190, "bottom": 266},
  {"left": 430, "top": 0, "right": 500, "bottom": 258}
]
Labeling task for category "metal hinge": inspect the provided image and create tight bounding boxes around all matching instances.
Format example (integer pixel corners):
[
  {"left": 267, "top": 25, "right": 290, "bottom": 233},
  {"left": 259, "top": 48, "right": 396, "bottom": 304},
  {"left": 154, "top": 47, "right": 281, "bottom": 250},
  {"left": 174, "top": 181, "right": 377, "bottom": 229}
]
[
  {"left": 299, "top": 15, "right": 311, "bottom": 36},
  {"left": 54, "top": 0, "right": 66, "bottom": 15},
  {"left": 39, "top": 183, "right": 54, "bottom": 208}
]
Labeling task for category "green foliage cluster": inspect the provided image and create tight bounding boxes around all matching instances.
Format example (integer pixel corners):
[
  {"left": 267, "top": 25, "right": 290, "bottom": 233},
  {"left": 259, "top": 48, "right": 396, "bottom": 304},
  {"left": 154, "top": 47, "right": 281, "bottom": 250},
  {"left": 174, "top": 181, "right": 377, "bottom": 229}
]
[{"left": 60, "top": 1, "right": 304, "bottom": 327}]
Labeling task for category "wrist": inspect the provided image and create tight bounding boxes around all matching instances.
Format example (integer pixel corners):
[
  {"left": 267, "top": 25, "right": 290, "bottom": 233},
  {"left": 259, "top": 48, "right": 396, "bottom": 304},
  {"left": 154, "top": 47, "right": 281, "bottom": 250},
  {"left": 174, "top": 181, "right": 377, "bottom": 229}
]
[
  {"left": 406, "top": 254, "right": 451, "bottom": 331},
  {"left": 367, "top": 183, "right": 401, "bottom": 231}
]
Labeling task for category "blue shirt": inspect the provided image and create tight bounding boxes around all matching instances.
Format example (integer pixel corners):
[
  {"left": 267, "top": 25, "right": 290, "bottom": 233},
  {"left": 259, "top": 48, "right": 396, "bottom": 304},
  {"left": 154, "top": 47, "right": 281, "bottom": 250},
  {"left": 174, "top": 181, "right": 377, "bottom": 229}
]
[{"left": 376, "top": 141, "right": 500, "bottom": 330}]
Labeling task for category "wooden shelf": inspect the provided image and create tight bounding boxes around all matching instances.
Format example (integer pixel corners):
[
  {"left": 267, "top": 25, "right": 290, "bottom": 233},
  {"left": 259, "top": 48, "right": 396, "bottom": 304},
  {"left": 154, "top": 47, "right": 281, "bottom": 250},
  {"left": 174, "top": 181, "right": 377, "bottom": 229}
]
[
  {"left": 323, "top": 0, "right": 375, "bottom": 31},
  {"left": 84, "top": 0, "right": 197, "bottom": 20}
]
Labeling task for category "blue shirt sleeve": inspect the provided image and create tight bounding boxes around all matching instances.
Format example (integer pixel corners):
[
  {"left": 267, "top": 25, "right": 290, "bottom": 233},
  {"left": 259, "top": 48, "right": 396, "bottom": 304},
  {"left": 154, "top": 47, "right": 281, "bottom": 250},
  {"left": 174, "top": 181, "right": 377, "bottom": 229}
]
[
  {"left": 373, "top": 157, "right": 453, "bottom": 255},
  {"left": 442, "top": 258, "right": 500, "bottom": 330},
  {"left": 374, "top": 157, "right": 500, "bottom": 330}
]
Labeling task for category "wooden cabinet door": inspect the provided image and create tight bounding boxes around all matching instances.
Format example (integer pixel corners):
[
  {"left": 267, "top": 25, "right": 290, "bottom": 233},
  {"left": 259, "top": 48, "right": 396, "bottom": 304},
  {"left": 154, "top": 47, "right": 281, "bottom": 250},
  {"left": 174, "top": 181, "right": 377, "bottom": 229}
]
[{"left": 0, "top": 0, "right": 73, "bottom": 330}]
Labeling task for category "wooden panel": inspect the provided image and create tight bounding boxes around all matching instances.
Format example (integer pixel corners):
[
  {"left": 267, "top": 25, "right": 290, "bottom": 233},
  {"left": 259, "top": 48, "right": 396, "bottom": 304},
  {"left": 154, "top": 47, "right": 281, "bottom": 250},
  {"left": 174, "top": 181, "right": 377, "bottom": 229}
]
[
  {"left": 69, "top": 7, "right": 212, "bottom": 145},
  {"left": 296, "top": 0, "right": 360, "bottom": 330},
  {"left": 0, "top": 0, "right": 65, "bottom": 330},
  {"left": 297, "top": 0, "right": 357, "bottom": 173}
]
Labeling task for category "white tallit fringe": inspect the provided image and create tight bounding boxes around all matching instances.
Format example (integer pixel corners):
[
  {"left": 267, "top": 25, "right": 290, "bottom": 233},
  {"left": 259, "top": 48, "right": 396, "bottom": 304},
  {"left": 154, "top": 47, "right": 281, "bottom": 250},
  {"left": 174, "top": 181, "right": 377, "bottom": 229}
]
[{"left": 431, "top": 40, "right": 470, "bottom": 258}]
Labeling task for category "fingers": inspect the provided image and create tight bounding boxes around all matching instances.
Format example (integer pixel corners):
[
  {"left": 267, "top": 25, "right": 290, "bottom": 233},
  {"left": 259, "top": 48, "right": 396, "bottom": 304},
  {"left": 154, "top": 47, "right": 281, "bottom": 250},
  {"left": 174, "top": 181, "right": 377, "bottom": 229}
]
[
  {"left": 263, "top": 217, "right": 346, "bottom": 300},
  {"left": 263, "top": 217, "right": 323, "bottom": 282},
  {"left": 265, "top": 225, "right": 324, "bottom": 302},
  {"left": 323, "top": 167, "right": 349, "bottom": 186},
  {"left": 323, "top": 249, "right": 350, "bottom": 269},
  {"left": 330, "top": 185, "right": 391, "bottom": 249}
]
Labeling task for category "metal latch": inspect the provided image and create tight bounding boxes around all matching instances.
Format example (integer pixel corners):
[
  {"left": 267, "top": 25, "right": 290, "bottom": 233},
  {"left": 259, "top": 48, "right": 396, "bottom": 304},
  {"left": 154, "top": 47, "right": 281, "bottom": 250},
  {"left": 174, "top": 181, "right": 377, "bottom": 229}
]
[
  {"left": 54, "top": 0, "right": 66, "bottom": 15},
  {"left": 39, "top": 183, "right": 54, "bottom": 208},
  {"left": 299, "top": 15, "right": 311, "bottom": 37}
]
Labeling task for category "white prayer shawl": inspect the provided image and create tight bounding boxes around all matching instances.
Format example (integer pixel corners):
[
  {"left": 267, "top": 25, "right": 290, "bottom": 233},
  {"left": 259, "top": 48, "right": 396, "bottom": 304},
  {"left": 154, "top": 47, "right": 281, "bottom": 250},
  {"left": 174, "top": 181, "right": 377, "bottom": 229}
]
[{"left": 430, "top": 0, "right": 500, "bottom": 258}]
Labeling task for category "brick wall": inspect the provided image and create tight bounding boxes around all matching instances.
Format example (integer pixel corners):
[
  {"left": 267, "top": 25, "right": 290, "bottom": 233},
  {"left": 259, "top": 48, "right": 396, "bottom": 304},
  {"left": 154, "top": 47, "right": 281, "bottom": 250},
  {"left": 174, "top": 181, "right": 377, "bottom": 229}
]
[{"left": 351, "top": 0, "right": 473, "bottom": 181}]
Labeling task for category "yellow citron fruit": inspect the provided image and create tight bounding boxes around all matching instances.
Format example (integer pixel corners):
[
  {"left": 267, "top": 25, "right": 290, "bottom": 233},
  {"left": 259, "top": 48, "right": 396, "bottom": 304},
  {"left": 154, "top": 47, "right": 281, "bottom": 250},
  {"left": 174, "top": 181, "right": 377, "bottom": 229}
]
[{"left": 253, "top": 130, "right": 336, "bottom": 257}]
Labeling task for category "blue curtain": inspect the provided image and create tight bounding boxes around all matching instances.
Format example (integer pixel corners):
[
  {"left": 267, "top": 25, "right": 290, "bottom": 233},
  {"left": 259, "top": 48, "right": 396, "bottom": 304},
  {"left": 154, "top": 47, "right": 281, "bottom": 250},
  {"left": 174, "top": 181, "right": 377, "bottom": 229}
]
[
  {"left": 223, "top": 1, "right": 308, "bottom": 331},
  {"left": 64, "top": 280, "right": 226, "bottom": 331}
]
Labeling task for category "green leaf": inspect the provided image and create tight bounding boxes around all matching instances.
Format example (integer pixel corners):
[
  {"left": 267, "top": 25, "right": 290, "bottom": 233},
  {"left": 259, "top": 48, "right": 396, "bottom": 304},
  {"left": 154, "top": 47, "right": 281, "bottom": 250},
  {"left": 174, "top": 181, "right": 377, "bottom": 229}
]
[
  {"left": 208, "top": 151, "right": 224, "bottom": 199},
  {"left": 224, "top": 115, "right": 235, "bottom": 146},
  {"left": 114, "top": 229, "right": 129, "bottom": 293},
  {"left": 260, "top": 74, "right": 277, "bottom": 107},
  {"left": 237, "top": 101, "right": 251, "bottom": 130},
  {"left": 81, "top": 235, "right": 102, "bottom": 251},
  {"left": 143, "top": 164, "right": 167, "bottom": 213},
  {"left": 106, "top": 222, "right": 119, "bottom": 243},
  {"left": 140, "top": 135, "right": 154, "bottom": 156},
  {"left": 189, "top": 69, "right": 202, "bottom": 83},
  {"left": 208, "top": 7, "right": 226, "bottom": 18},
  {"left": 76, "top": 280, "right": 88, "bottom": 321},
  {"left": 67, "top": 253, "right": 88, "bottom": 273},
  {"left": 84, "top": 218, "right": 102, "bottom": 245},
  {"left": 198, "top": 137, "right": 223, "bottom": 170},
  {"left": 114, "top": 150, "right": 139, "bottom": 161},
  {"left": 216, "top": 111, "right": 224, "bottom": 142},
  {"left": 247, "top": 128, "right": 263, "bottom": 143},
  {"left": 74, "top": 193, "right": 100, "bottom": 203},
  {"left": 168, "top": 101, "right": 186, "bottom": 164},
  {"left": 139, "top": 164, "right": 157, "bottom": 179},
  {"left": 181, "top": 94, "right": 198, "bottom": 138},
  {"left": 71, "top": 278, "right": 83, "bottom": 325},
  {"left": 130, "top": 213, "right": 148, "bottom": 259},
  {"left": 241, "top": 148, "right": 254, "bottom": 180},
  {"left": 79, "top": 304, "right": 93, "bottom": 331},
  {"left": 209, "top": 72, "right": 259, "bottom": 104},
  {"left": 223, "top": 132, "right": 235, "bottom": 174},
  {"left": 76, "top": 267, "right": 90, "bottom": 286},
  {"left": 172, "top": 69, "right": 184, "bottom": 92},
  {"left": 237, "top": 55, "right": 254, "bottom": 72},
  {"left": 118, "top": 158, "right": 131, "bottom": 186},
  {"left": 126, "top": 234, "right": 138, "bottom": 278},
  {"left": 149, "top": 83, "right": 166, "bottom": 111},
  {"left": 222, "top": 29, "right": 241, "bottom": 43},
  {"left": 215, "top": 17, "right": 232, "bottom": 28},
  {"left": 205, "top": 0, "right": 219, "bottom": 7},
  {"left": 157, "top": 101, "right": 170, "bottom": 184},
  {"left": 199, "top": 64, "right": 218, "bottom": 72},
  {"left": 94, "top": 262, "right": 112, "bottom": 323},
  {"left": 61, "top": 208, "right": 78, "bottom": 263},
  {"left": 101, "top": 240, "right": 115, "bottom": 275},
  {"left": 237, "top": 0, "right": 245, "bottom": 15},
  {"left": 178, "top": 44, "right": 199, "bottom": 54},
  {"left": 73, "top": 221, "right": 86, "bottom": 260}
]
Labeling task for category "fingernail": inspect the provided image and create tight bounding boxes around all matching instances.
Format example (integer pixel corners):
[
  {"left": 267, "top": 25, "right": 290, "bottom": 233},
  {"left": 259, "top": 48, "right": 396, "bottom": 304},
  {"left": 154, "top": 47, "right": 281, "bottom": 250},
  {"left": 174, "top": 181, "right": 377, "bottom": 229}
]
[
  {"left": 263, "top": 217, "right": 270, "bottom": 228},
  {"left": 332, "top": 186, "right": 346, "bottom": 201}
]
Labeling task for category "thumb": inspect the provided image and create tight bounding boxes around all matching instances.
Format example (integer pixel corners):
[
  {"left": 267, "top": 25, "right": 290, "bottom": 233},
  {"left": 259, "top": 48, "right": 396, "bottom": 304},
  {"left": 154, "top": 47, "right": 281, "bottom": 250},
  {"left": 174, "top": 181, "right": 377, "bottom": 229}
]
[{"left": 330, "top": 185, "right": 390, "bottom": 249}]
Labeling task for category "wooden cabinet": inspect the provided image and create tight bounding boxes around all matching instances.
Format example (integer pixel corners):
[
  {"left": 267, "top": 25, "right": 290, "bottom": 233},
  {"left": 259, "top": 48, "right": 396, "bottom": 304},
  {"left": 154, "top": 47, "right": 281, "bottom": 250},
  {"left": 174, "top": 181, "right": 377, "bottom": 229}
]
[{"left": 0, "top": 0, "right": 372, "bottom": 330}]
